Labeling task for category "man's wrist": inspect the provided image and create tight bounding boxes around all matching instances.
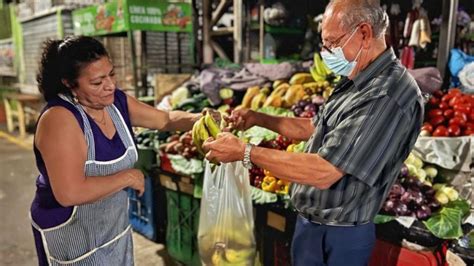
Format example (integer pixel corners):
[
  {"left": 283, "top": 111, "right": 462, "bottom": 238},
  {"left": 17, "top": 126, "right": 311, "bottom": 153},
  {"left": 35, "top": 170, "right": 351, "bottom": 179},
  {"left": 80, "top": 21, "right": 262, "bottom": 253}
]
[{"left": 242, "top": 143, "right": 254, "bottom": 169}]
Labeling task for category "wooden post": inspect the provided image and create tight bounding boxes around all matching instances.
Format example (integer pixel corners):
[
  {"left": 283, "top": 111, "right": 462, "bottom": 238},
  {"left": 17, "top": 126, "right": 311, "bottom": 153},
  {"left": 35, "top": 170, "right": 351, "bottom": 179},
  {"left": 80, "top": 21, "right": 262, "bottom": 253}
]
[
  {"left": 233, "top": 0, "right": 243, "bottom": 63},
  {"left": 128, "top": 30, "right": 139, "bottom": 98},
  {"left": 437, "top": 0, "right": 458, "bottom": 79},
  {"left": 259, "top": 3, "right": 264, "bottom": 61},
  {"left": 202, "top": 0, "right": 213, "bottom": 64}
]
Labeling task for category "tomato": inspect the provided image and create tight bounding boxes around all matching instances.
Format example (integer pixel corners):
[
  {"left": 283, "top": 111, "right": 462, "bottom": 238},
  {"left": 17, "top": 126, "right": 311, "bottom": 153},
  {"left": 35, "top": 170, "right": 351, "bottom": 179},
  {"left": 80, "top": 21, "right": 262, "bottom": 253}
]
[
  {"left": 428, "top": 97, "right": 440, "bottom": 107},
  {"left": 441, "top": 94, "right": 454, "bottom": 103},
  {"left": 449, "top": 117, "right": 465, "bottom": 127},
  {"left": 433, "top": 90, "right": 444, "bottom": 98},
  {"left": 428, "top": 109, "right": 443, "bottom": 118},
  {"left": 449, "top": 96, "right": 463, "bottom": 107},
  {"left": 465, "top": 122, "right": 474, "bottom": 131},
  {"left": 430, "top": 115, "right": 445, "bottom": 126},
  {"left": 453, "top": 104, "right": 471, "bottom": 114},
  {"left": 421, "top": 123, "right": 433, "bottom": 133},
  {"left": 454, "top": 111, "right": 468, "bottom": 123},
  {"left": 448, "top": 124, "right": 461, "bottom": 137},
  {"left": 470, "top": 112, "right": 474, "bottom": 122},
  {"left": 443, "top": 109, "right": 455, "bottom": 119},
  {"left": 463, "top": 129, "right": 474, "bottom": 136},
  {"left": 432, "top": 126, "right": 449, "bottom": 137},
  {"left": 448, "top": 88, "right": 462, "bottom": 95},
  {"left": 439, "top": 102, "right": 449, "bottom": 110}
]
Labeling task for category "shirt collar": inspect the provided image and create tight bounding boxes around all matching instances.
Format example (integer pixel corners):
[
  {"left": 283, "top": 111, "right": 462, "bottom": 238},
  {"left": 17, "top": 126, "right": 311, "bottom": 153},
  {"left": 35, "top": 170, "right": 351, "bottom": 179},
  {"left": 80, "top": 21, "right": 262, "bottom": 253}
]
[{"left": 352, "top": 47, "right": 397, "bottom": 90}]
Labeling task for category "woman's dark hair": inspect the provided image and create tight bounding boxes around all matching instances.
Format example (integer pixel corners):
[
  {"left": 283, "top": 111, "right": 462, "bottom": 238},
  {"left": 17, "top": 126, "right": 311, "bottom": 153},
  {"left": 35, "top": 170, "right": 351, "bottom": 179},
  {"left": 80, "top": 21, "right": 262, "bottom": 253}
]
[{"left": 37, "top": 36, "right": 109, "bottom": 101}]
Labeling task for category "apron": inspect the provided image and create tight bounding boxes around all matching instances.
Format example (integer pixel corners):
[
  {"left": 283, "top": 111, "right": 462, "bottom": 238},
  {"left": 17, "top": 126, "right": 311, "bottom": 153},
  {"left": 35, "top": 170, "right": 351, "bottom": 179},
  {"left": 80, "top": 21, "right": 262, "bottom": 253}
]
[{"left": 31, "top": 95, "right": 138, "bottom": 265}]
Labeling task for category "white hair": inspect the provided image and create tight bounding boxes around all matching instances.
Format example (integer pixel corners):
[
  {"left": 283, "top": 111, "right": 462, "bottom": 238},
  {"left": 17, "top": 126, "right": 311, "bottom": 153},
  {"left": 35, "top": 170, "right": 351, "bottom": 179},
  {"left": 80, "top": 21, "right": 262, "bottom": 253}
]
[{"left": 327, "top": 0, "right": 390, "bottom": 38}]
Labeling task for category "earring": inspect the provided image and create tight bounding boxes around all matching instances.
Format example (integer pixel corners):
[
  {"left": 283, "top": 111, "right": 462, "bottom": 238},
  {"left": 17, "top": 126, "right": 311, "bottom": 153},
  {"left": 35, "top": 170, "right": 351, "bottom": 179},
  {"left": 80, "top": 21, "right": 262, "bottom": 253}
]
[{"left": 73, "top": 95, "right": 79, "bottom": 105}]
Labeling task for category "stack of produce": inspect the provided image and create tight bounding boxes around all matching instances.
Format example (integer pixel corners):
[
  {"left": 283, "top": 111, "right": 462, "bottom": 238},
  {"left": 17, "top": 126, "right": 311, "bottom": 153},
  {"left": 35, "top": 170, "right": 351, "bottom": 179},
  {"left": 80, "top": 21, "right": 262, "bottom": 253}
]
[
  {"left": 159, "top": 131, "right": 200, "bottom": 160},
  {"left": 422, "top": 89, "right": 474, "bottom": 137},
  {"left": 291, "top": 95, "right": 325, "bottom": 118},
  {"left": 247, "top": 136, "right": 307, "bottom": 195},
  {"left": 381, "top": 152, "right": 462, "bottom": 220},
  {"left": 239, "top": 53, "right": 337, "bottom": 113},
  {"left": 378, "top": 152, "right": 471, "bottom": 240}
]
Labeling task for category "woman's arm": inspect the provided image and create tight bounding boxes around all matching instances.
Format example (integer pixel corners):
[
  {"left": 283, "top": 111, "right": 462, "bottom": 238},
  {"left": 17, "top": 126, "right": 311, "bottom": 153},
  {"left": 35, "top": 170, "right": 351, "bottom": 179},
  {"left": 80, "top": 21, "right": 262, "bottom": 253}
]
[
  {"left": 35, "top": 107, "right": 144, "bottom": 207},
  {"left": 127, "top": 94, "right": 201, "bottom": 132}
]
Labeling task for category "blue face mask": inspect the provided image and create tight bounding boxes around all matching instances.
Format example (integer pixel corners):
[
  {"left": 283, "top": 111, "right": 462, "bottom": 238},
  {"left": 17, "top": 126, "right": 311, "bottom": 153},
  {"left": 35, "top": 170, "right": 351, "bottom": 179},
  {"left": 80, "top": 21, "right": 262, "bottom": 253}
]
[{"left": 321, "top": 28, "right": 362, "bottom": 77}]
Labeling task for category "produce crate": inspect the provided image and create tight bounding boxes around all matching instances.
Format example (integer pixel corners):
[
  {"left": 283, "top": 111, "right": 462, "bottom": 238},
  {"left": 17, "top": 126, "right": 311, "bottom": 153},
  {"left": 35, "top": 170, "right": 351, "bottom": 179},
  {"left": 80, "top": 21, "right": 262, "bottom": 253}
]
[
  {"left": 369, "top": 239, "right": 441, "bottom": 266},
  {"left": 128, "top": 172, "right": 167, "bottom": 243},
  {"left": 255, "top": 203, "right": 297, "bottom": 266},
  {"left": 159, "top": 171, "right": 201, "bottom": 266}
]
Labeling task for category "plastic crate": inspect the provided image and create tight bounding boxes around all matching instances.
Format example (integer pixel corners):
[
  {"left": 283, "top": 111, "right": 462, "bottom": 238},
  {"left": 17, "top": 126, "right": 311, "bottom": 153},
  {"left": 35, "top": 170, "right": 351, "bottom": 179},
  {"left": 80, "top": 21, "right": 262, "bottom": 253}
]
[
  {"left": 369, "top": 239, "right": 441, "bottom": 266},
  {"left": 255, "top": 203, "right": 297, "bottom": 266},
  {"left": 159, "top": 171, "right": 201, "bottom": 266},
  {"left": 128, "top": 172, "right": 167, "bottom": 243}
]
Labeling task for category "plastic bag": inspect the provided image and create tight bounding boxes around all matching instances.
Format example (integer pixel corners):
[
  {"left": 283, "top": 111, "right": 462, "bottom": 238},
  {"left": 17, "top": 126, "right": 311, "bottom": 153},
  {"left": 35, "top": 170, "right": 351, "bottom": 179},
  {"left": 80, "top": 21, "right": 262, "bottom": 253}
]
[{"left": 198, "top": 161, "right": 256, "bottom": 265}]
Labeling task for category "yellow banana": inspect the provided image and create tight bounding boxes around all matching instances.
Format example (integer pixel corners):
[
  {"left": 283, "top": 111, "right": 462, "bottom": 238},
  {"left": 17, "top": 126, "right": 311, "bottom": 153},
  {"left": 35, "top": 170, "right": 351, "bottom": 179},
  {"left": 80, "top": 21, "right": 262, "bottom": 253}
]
[
  {"left": 272, "top": 79, "right": 286, "bottom": 88},
  {"left": 263, "top": 94, "right": 282, "bottom": 107},
  {"left": 289, "top": 73, "right": 314, "bottom": 85},
  {"left": 224, "top": 248, "right": 255, "bottom": 264},
  {"left": 273, "top": 83, "right": 290, "bottom": 96},
  {"left": 192, "top": 117, "right": 207, "bottom": 156},
  {"left": 204, "top": 111, "right": 221, "bottom": 138},
  {"left": 240, "top": 86, "right": 260, "bottom": 108},
  {"left": 283, "top": 84, "right": 304, "bottom": 108}
]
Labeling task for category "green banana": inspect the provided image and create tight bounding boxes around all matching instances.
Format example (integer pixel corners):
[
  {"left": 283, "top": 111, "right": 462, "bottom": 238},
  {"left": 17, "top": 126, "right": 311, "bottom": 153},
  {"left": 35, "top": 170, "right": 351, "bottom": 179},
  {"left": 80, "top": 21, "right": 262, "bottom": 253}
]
[
  {"left": 204, "top": 111, "right": 221, "bottom": 138},
  {"left": 192, "top": 117, "right": 207, "bottom": 156}
]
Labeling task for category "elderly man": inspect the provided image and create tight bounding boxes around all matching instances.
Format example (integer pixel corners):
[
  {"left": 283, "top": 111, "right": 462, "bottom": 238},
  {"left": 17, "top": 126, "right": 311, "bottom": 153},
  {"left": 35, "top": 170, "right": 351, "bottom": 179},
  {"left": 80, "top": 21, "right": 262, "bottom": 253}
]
[{"left": 203, "top": 0, "right": 424, "bottom": 265}]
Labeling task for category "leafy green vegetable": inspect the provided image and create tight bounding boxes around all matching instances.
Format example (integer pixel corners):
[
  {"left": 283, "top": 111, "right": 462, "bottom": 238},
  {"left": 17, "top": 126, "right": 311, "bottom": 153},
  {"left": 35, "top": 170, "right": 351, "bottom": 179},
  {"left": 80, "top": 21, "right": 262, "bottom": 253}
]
[
  {"left": 468, "top": 231, "right": 474, "bottom": 249},
  {"left": 242, "top": 107, "right": 295, "bottom": 145},
  {"left": 374, "top": 214, "right": 396, "bottom": 224},
  {"left": 293, "top": 141, "right": 307, "bottom": 153},
  {"left": 444, "top": 199, "right": 470, "bottom": 218},
  {"left": 423, "top": 207, "right": 463, "bottom": 239},
  {"left": 257, "top": 106, "right": 295, "bottom": 117}
]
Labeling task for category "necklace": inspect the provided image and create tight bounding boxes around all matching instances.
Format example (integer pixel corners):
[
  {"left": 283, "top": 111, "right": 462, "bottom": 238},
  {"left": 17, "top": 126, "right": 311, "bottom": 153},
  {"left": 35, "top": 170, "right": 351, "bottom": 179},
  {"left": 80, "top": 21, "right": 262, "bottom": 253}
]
[
  {"left": 85, "top": 107, "right": 107, "bottom": 126},
  {"left": 93, "top": 109, "right": 107, "bottom": 126}
]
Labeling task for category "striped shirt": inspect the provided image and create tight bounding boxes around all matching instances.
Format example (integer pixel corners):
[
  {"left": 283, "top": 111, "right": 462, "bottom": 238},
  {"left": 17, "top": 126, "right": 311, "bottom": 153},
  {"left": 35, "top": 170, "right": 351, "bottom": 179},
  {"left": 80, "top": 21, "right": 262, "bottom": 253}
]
[{"left": 291, "top": 48, "right": 424, "bottom": 224}]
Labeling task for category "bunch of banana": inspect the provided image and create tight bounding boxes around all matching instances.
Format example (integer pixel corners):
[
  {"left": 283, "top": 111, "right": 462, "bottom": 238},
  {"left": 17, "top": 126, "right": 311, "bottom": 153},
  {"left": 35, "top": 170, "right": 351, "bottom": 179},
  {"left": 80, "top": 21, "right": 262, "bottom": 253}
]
[
  {"left": 310, "top": 52, "right": 333, "bottom": 82},
  {"left": 272, "top": 79, "right": 286, "bottom": 88},
  {"left": 211, "top": 248, "right": 255, "bottom": 265},
  {"left": 263, "top": 83, "right": 289, "bottom": 108},
  {"left": 250, "top": 87, "right": 270, "bottom": 110},
  {"left": 240, "top": 86, "right": 260, "bottom": 108},
  {"left": 289, "top": 73, "right": 314, "bottom": 85},
  {"left": 283, "top": 84, "right": 305, "bottom": 108},
  {"left": 192, "top": 111, "right": 224, "bottom": 157}
]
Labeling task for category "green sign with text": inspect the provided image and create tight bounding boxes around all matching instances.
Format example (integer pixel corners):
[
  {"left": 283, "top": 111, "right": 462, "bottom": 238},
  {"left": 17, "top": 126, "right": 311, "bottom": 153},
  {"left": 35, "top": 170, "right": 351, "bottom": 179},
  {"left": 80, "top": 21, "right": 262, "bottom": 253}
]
[{"left": 73, "top": 0, "right": 192, "bottom": 36}]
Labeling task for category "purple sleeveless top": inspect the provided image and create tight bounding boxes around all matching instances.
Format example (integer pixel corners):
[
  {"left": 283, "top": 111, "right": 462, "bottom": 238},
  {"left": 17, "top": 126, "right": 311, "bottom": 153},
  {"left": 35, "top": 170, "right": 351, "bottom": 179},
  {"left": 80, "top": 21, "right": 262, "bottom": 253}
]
[{"left": 30, "top": 89, "right": 134, "bottom": 228}]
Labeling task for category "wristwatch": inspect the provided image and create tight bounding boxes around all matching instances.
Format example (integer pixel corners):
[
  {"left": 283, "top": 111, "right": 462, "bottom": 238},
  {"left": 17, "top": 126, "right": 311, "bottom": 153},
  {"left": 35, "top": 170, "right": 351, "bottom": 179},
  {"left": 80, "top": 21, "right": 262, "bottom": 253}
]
[{"left": 242, "top": 143, "right": 254, "bottom": 169}]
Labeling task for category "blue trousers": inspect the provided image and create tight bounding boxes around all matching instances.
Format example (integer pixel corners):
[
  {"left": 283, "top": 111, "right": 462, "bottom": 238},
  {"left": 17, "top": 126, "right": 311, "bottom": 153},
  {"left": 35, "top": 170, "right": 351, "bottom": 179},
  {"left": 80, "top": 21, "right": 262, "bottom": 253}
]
[{"left": 291, "top": 215, "right": 376, "bottom": 266}]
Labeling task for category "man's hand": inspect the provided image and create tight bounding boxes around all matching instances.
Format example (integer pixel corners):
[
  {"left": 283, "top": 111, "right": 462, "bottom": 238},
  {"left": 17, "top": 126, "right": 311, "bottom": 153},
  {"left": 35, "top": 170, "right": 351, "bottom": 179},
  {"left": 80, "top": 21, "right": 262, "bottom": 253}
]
[
  {"left": 227, "top": 108, "right": 257, "bottom": 131},
  {"left": 202, "top": 133, "right": 246, "bottom": 163}
]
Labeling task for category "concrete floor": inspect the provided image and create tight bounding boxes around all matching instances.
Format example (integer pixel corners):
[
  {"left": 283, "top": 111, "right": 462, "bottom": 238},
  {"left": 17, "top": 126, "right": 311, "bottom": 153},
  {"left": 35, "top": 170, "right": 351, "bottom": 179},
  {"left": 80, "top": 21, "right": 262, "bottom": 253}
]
[{"left": 0, "top": 132, "right": 177, "bottom": 266}]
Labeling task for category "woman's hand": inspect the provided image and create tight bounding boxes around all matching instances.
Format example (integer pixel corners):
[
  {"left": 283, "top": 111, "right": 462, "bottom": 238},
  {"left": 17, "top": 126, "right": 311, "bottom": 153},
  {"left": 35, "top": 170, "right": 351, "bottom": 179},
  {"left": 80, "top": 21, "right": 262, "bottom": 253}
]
[
  {"left": 227, "top": 108, "right": 257, "bottom": 131},
  {"left": 124, "top": 169, "right": 145, "bottom": 196}
]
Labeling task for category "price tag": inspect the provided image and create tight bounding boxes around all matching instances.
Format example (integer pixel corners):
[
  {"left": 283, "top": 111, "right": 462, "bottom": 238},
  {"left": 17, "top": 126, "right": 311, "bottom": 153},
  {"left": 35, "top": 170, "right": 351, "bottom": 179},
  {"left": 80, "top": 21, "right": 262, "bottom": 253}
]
[{"left": 396, "top": 216, "right": 416, "bottom": 228}]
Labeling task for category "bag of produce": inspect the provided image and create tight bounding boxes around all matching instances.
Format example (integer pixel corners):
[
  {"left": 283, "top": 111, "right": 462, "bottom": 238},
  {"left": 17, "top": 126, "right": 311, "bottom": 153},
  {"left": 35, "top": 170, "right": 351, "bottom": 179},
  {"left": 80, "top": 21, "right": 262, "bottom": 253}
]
[{"left": 198, "top": 160, "right": 256, "bottom": 265}]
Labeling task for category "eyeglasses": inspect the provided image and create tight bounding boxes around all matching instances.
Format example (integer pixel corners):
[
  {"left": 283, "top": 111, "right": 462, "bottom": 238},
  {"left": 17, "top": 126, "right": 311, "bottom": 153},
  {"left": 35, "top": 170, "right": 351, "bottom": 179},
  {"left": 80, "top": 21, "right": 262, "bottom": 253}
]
[
  {"left": 322, "top": 25, "right": 361, "bottom": 54},
  {"left": 322, "top": 32, "right": 349, "bottom": 54}
]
